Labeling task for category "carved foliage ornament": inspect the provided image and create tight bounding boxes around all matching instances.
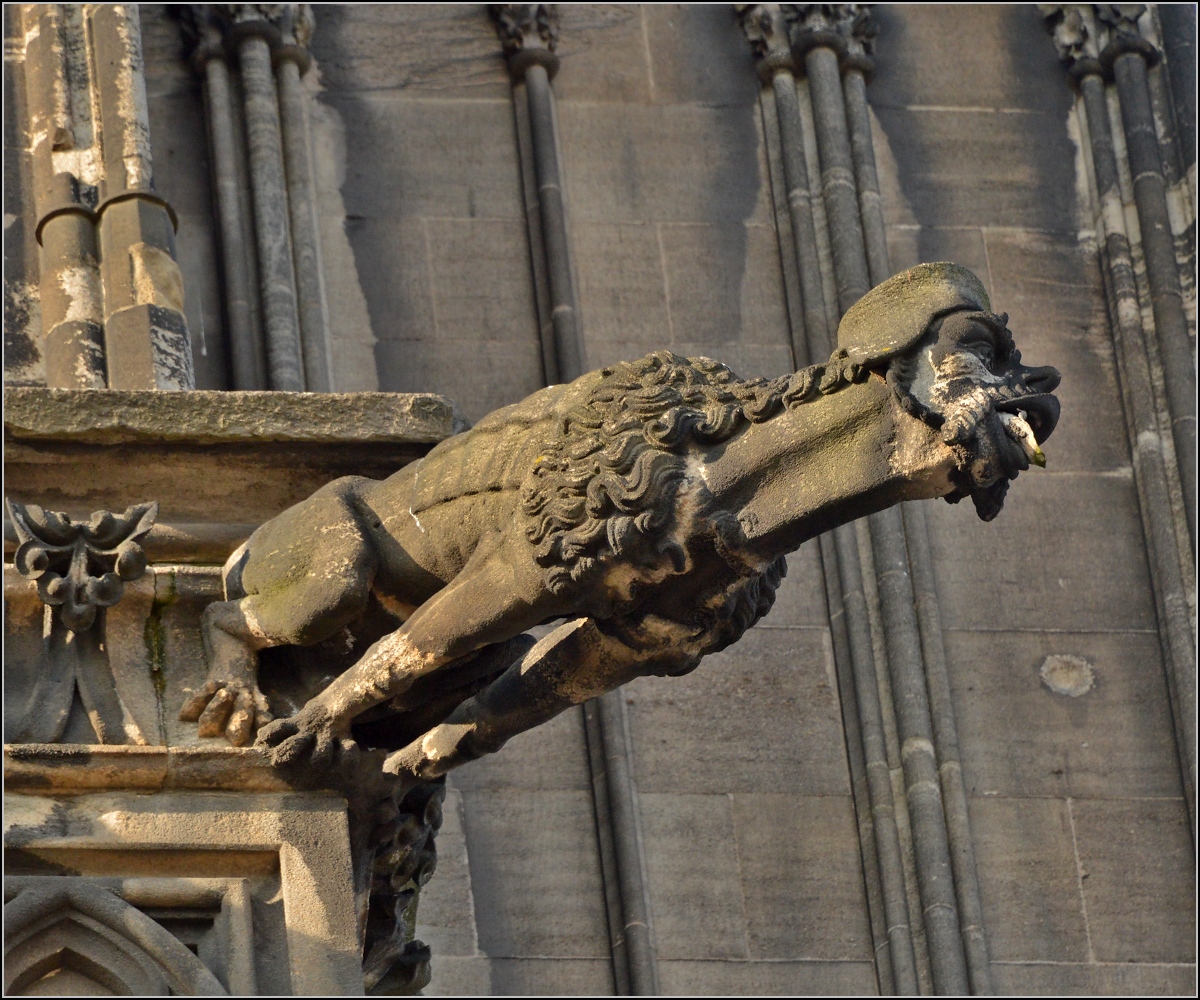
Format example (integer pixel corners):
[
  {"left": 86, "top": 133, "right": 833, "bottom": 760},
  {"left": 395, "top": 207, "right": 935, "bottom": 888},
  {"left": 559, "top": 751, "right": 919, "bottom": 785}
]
[
  {"left": 1039, "top": 3, "right": 1156, "bottom": 73},
  {"left": 6, "top": 499, "right": 156, "bottom": 745},
  {"left": 490, "top": 3, "right": 560, "bottom": 54},
  {"left": 739, "top": 4, "right": 876, "bottom": 71},
  {"left": 7, "top": 500, "right": 156, "bottom": 632},
  {"left": 736, "top": 4, "right": 793, "bottom": 75},
  {"left": 179, "top": 3, "right": 315, "bottom": 67}
]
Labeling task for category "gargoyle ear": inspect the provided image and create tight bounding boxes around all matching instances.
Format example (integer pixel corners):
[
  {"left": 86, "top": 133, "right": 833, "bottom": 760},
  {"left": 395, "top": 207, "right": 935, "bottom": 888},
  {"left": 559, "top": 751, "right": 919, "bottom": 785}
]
[{"left": 971, "top": 479, "right": 1009, "bottom": 522}]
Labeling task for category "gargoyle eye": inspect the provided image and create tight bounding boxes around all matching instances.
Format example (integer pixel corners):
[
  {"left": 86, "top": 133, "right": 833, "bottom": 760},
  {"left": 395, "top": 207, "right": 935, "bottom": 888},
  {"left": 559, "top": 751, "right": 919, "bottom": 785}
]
[{"left": 964, "top": 337, "right": 995, "bottom": 368}]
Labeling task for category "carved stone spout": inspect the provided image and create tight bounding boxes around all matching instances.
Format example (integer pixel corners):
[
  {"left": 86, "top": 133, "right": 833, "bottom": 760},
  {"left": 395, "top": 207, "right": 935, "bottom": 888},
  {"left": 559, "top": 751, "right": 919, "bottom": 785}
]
[{"left": 176, "top": 263, "right": 1060, "bottom": 790}]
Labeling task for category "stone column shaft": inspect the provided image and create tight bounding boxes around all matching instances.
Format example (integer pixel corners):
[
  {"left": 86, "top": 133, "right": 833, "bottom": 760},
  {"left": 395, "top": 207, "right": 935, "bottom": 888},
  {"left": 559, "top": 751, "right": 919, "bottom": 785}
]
[
  {"left": 22, "top": 5, "right": 106, "bottom": 388},
  {"left": 1078, "top": 68, "right": 1197, "bottom": 826},
  {"left": 22, "top": 3, "right": 193, "bottom": 390},
  {"left": 772, "top": 68, "right": 833, "bottom": 354},
  {"left": 492, "top": 7, "right": 655, "bottom": 993},
  {"left": 594, "top": 693, "right": 659, "bottom": 997},
  {"left": 741, "top": 7, "right": 935, "bottom": 992},
  {"left": 832, "top": 523, "right": 920, "bottom": 995},
  {"left": 278, "top": 54, "right": 333, "bottom": 392},
  {"left": 803, "top": 45, "right": 871, "bottom": 313},
  {"left": 842, "top": 69, "right": 889, "bottom": 286},
  {"left": 237, "top": 30, "right": 305, "bottom": 391},
  {"left": 840, "top": 25, "right": 994, "bottom": 995},
  {"left": 89, "top": 4, "right": 193, "bottom": 391},
  {"left": 200, "top": 52, "right": 267, "bottom": 389},
  {"left": 524, "top": 61, "right": 583, "bottom": 384},
  {"left": 789, "top": 10, "right": 974, "bottom": 992},
  {"left": 1109, "top": 48, "right": 1197, "bottom": 547}
]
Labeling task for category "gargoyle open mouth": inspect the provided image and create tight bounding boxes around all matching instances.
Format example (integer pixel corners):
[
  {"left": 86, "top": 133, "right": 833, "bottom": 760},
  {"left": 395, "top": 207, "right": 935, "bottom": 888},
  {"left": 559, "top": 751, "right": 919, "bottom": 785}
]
[{"left": 994, "top": 393, "right": 1060, "bottom": 473}]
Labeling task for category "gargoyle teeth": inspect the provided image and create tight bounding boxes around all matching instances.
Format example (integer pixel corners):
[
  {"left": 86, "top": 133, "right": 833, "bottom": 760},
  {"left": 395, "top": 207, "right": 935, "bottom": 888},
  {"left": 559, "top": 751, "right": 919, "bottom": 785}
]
[{"left": 998, "top": 410, "right": 1045, "bottom": 468}]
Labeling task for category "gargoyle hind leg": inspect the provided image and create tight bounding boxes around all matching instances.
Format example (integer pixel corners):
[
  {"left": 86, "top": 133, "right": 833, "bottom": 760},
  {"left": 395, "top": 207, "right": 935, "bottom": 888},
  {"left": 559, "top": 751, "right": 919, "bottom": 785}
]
[
  {"left": 381, "top": 617, "right": 649, "bottom": 781},
  {"left": 256, "top": 530, "right": 565, "bottom": 770},
  {"left": 182, "top": 479, "right": 381, "bottom": 746}
]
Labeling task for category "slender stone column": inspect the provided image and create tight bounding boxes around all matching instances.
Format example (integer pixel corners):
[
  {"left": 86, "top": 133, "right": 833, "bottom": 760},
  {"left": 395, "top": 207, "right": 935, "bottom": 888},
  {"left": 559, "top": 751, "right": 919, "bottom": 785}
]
[
  {"left": 274, "top": 5, "right": 333, "bottom": 392},
  {"left": 493, "top": 4, "right": 584, "bottom": 386},
  {"left": 23, "top": 4, "right": 193, "bottom": 390},
  {"left": 738, "top": 5, "right": 832, "bottom": 357},
  {"left": 492, "top": 7, "right": 655, "bottom": 994},
  {"left": 792, "top": 10, "right": 870, "bottom": 313},
  {"left": 1098, "top": 9, "right": 1197, "bottom": 549},
  {"left": 228, "top": 11, "right": 305, "bottom": 391},
  {"left": 88, "top": 5, "right": 193, "bottom": 391},
  {"left": 1043, "top": 4, "right": 1197, "bottom": 828},
  {"left": 1099, "top": 33, "right": 1195, "bottom": 547},
  {"left": 837, "top": 9, "right": 994, "bottom": 993},
  {"left": 833, "top": 523, "right": 919, "bottom": 996},
  {"left": 789, "top": 6, "right": 972, "bottom": 994},
  {"left": 838, "top": 10, "right": 889, "bottom": 288},
  {"left": 184, "top": 9, "right": 266, "bottom": 390},
  {"left": 21, "top": 4, "right": 106, "bottom": 388},
  {"left": 739, "top": 9, "right": 916, "bottom": 993}
]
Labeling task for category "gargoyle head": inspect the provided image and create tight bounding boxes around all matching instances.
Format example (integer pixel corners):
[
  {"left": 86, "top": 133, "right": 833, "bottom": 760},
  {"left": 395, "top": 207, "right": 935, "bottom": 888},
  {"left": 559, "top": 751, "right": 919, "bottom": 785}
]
[{"left": 837, "top": 262, "right": 1061, "bottom": 520}]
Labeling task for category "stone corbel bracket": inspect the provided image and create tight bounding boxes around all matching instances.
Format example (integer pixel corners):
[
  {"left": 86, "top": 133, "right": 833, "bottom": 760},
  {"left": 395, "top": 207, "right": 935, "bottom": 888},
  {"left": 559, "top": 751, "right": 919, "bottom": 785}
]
[{"left": 5, "top": 499, "right": 157, "bottom": 745}]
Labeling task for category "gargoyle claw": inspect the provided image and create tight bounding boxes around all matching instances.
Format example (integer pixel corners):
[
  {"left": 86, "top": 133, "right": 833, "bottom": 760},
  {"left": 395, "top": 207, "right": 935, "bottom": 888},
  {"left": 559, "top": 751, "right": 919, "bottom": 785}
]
[
  {"left": 180, "top": 678, "right": 274, "bottom": 746},
  {"left": 255, "top": 705, "right": 356, "bottom": 774}
]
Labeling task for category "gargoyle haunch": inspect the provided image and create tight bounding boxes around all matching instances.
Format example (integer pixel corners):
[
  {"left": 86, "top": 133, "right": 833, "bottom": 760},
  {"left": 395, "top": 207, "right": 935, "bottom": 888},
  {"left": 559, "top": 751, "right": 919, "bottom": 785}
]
[{"left": 181, "top": 262, "right": 1060, "bottom": 781}]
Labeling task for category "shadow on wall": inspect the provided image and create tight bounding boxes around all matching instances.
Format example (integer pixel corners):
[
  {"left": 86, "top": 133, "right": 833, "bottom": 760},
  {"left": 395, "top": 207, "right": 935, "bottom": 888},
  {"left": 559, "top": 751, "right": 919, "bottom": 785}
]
[
  {"left": 645, "top": 4, "right": 763, "bottom": 350},
  {"left": 313, "top": 4, "right": 769, "bottom": 415},
  {"left": 870, "top": 3, "right": 1077, "bottom": 257}
]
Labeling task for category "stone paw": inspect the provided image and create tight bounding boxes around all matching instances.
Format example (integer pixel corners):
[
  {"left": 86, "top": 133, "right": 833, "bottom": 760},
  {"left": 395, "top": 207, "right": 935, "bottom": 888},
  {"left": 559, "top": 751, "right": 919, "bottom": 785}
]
[
  {"left": 179, "top": 678, "right": 274, "bottom": 746},
  {"left": 255, "top": 704, "right": 358, "bottom": 774}
]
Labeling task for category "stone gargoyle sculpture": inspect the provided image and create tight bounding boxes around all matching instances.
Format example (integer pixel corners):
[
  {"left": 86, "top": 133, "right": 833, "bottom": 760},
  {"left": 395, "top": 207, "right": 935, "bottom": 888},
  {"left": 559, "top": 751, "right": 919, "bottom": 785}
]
[{"left": 181, "top": 262, "right": 1060, "bottom": 783}]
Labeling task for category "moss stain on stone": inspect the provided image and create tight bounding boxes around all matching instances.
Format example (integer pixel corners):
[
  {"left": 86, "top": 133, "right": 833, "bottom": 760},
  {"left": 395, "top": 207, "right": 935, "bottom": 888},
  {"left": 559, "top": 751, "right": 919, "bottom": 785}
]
[{"left": 144, "top": 569, "right": 178, "bottom": 737}]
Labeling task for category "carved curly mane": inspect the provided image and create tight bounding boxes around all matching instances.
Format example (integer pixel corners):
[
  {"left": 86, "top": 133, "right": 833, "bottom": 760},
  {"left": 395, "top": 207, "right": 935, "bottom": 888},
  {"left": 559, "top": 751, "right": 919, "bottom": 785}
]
[{"left": 519, "top": 349, "right": 856, "bottom": 594}]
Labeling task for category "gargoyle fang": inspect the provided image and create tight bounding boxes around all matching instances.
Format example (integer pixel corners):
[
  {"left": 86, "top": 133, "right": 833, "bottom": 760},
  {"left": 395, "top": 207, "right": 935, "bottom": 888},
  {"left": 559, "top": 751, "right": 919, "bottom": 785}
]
[{"left": 999, "top": 410, "right": 1046, "bottom": 468}]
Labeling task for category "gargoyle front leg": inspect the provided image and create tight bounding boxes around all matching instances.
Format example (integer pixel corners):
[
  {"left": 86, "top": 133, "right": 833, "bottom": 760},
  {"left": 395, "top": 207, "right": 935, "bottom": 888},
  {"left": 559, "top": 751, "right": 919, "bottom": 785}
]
[
  {"left": 382, "top": 617, "right": 686, "bottom": 781},
  {"left": 257, "top": 532, "right": 564, "bottom": 769},
  {"left": 181, "top": 598, "right": 276, "bottom": 746}
]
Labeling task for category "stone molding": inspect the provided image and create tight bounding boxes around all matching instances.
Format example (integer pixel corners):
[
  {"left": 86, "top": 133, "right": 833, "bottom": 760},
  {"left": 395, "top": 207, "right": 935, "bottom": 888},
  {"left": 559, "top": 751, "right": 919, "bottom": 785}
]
[
  {"left": 4, "top": 877, "right": 229, "bottom": 995},
  {"left": 3, "top": 386, "right": 466, "bottom": 446}
]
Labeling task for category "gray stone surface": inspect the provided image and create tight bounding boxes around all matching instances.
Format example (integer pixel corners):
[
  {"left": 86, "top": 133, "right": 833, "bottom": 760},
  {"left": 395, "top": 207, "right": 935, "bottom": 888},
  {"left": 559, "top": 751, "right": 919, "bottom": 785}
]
[
  {"left": 312, "top": 4, "right": 511, "bottom": 100},
  {"left": 639, "top": 792, "right": 749, "bottom": 961},
  {"left": 486, "top": 958, "right": 616, "bottom": 996},
  {"left": 461, "top": 790, "right": 610, "bottom": 959},
  {"left": 990, "top": 961, "right": 1197, "bottom": 996},
  {"left": 656, "top": 958, "right": 879, "bottom": 995},
  {"left": 944, "top": 630, "right": 1182, "bottom": 799},
  {"left": 925, "top": 473, "right": 1158, "bottom": 632},
  {"left": 1071, "top": 798, "right": 1195, "bottom": 964},
  {"left": 872, "top": 5, "right": 1068, "bottom": 112},
  {"left": 559, "top": 103, "right": 772, "bottom": 226},
  {"left": 627, "top": 627, "right": 850, "bottom": 796},
  {"left": 968, "top": 796, "right": 1090, "bottom": 963},
  {"left": 552, "top": 5, "right": 652, "bottom": 104},
  {"left": 733, "top": 793, "right": 873, "bottom": 961}
]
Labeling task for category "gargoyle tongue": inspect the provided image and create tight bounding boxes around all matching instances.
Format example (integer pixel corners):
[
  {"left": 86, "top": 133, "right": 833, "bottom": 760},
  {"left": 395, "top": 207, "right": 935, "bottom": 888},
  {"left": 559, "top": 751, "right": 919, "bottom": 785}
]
[{"left": 998, "top": 410, "right": 1045, "bottom": 468}]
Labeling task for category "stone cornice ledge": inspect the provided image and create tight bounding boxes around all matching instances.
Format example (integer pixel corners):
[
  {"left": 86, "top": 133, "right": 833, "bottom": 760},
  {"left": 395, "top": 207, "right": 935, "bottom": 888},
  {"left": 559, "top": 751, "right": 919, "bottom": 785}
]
[
  {"left": 3, "top": 388, "right": 470, "bottom": 446},
  {"left": 4, "top": 744, "right": 296, "bottom": 793}
]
